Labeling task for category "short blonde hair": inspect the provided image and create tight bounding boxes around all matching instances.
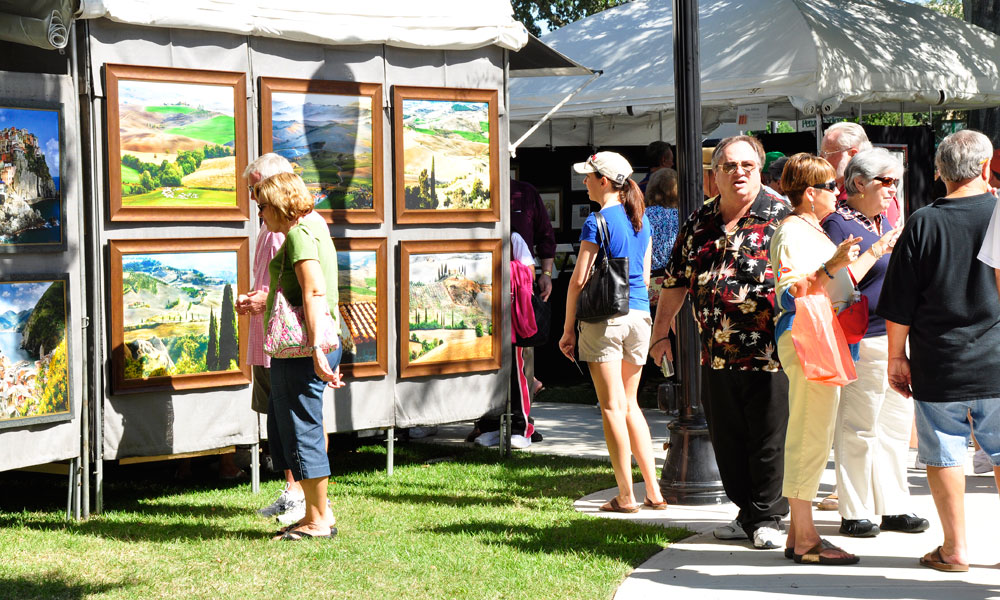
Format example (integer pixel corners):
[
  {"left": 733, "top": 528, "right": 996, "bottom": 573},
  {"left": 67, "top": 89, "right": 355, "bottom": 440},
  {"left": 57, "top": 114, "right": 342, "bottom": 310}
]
[
  {"left": 781, "top": 153, "right": 836, "bottom": 208},
  {"left": 253, "top": 172, "right": 313, "bottom": 222}
]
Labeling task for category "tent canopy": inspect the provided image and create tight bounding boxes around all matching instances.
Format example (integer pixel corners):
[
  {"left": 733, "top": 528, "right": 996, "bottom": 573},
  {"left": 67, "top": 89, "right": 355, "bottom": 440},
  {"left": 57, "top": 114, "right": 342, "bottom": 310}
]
[
  {"left": 38, "top": 1, "right": 524, "bottom": 51},
  {"left": 510, "top": 0, "right": 1000, "bottom": 144}
]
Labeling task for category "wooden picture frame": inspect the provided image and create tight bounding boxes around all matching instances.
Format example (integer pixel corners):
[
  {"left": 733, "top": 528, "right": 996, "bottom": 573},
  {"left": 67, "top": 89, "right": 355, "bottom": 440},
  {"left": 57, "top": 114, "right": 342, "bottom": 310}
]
[
  {"left": 399, "top": 239, "right": 502, "bottom": 378},
  {"left": 105, "top": 64, "right": 249, "bottom": 222},
  {"left": 393, "top": 86, "right": 500, "bottom": 224},
  {"left": 260, "top": 77, "right": 384, "bottom": 224},
  {"left": 332, "top": 237, "right": 388, "bottom": 378},
  {"left": 0, "top": 273, "right": 72, "bottom": 429},
  {"left": 538, "top": 188, "right": 562, "bottom": 230},
  {"left": 0, "top": 100, "right": 67, "bottom": 253},
  {"left": 109, "top": 237, "right": 250, "bottom": 394}
]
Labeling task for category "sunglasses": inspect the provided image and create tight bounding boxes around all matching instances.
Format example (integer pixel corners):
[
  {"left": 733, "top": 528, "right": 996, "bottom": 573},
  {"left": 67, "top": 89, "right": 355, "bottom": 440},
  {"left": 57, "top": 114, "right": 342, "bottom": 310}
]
[
  {"left": 810, "top": 181, "right": 838, "bottom": 192},
  {"left": 871, "top": 176, "right": 900, "bottom": 188},
  {"left": 719, "top": 161, "right": 758, "bottom": 174}
]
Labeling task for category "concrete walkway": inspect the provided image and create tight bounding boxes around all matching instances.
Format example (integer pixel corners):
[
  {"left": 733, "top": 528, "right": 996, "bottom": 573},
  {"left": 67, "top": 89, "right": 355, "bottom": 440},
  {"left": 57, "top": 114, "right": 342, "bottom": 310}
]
[{"left": 417, "top": 401, "right": 1000, "bottom": 600}]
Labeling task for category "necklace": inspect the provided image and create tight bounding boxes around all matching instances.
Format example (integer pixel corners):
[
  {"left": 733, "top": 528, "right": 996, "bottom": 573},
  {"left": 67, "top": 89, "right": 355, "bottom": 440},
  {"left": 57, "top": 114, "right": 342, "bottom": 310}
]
[{"left": 793, "top": 213, "right": 832, "bottom": 242}]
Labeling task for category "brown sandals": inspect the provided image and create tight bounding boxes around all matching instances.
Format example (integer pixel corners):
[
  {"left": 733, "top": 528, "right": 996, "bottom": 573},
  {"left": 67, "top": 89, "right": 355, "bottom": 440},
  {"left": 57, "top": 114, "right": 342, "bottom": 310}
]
[
  {"left": 920, "top": 546, "right": 969, "bottom": 572},
  {"left": 792, "top": 538, "right": 859, "bottom": 565},
  {"left": 599, "top": 497, "right": 640, "bottom": 513}
]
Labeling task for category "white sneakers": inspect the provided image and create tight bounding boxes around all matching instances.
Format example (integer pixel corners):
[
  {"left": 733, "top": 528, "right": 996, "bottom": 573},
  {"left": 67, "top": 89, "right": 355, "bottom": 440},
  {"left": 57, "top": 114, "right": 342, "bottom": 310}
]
[
  {"left": 752, "top": 526, "right": 783, "bottom": 550},
  {"left": 474, "top": 430, "right": 501, "bottom": 447},
  {"left": 256, "top": 484, "right": 304, "bottom": 517},
  {"left": 510, "top": 434, "right": 532, "bottom": 449},
  {"left": 276, "top": 498, "right": 334, "bottom": 526},
  {"left": 713, "top": 519, "right": 748, "bottom": 540}
]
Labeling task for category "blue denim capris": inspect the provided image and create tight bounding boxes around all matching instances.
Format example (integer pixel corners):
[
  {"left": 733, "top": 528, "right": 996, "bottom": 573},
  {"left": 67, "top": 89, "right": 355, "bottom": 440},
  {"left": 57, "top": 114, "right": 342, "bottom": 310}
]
[{"left": 267, "top": 344, "right": 342, "bottom": 481}]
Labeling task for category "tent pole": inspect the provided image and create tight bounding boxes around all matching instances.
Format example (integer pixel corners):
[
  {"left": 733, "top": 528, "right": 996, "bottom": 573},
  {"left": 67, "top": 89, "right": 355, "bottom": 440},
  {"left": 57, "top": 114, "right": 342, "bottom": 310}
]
[
  {"left": 899, "top": 102, "right": 904, "bottom": 126},
  {"left": 815, "top": 110, "right": 823, "bottom": 155},
  {"left": 386, "top": 427, "right": 394, "bottom": 476},
  {"left": 858, "top": 103, "right": 863, "bottom": 122},
  {"left": 508, "top": 70, "right": 601, "bottom": 156},
  {"left": 659, "top": 110, "right": 663, "bottom": 140}
]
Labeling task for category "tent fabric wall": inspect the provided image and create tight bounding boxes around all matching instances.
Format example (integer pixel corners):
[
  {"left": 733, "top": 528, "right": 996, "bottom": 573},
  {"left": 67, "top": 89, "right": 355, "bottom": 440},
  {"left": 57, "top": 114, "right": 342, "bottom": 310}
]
[
  {"left": 79, "top": 0, "right": 529, "bottom": 52},
  {"left": 0, "top": 71, "right": 84, "bottom": 471},
  {"left": 86, "top": 19, "right": 510, "bottom": 458}
]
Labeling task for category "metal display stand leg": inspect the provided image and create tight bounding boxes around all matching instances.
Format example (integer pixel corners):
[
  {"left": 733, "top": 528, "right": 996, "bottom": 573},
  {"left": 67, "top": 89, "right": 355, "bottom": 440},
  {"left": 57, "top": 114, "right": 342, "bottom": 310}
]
[
  {"left": 65, "top": 458, "right": 78, "bottom": 520},
  {"left": 250, "top": 442, "right": 260, "bottom": 494},
  {"left": 502, "top": 382, "right": 512, "bottom": 458},
  {"left": 386, "top": 427, "right": 394, "bottom": 476}
]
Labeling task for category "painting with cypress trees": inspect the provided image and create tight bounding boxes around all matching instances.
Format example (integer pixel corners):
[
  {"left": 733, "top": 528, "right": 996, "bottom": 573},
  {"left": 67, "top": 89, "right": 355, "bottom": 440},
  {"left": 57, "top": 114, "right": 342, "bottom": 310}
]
[{"left": 109, "top": 238, "right": 250, "bottom": 393}]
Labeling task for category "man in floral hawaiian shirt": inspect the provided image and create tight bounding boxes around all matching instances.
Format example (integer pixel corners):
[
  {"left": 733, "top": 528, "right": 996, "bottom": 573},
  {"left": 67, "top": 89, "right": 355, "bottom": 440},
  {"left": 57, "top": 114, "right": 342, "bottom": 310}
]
[{"left": 651, "top": 135, "right": 791, "bottom": 550}]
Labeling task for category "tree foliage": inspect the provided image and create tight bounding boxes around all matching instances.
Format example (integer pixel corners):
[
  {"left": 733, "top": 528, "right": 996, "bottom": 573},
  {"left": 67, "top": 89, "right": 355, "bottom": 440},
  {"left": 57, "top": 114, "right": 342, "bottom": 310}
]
[
  {"left": 217, "top": 284, "right": 238, "bottom": 371},
  {"left": 207, "top": 309, "right": 219, "bottom": 371},
  {"left": 512, "top": 0, "right": 629, "bottom": 36},
  {"left": 923, "top": 0, "right": 962, "bottom": 18}
]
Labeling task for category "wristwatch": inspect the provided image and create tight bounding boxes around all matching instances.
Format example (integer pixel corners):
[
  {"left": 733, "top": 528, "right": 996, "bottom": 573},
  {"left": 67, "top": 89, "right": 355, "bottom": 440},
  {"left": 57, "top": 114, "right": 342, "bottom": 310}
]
[{"left": 541, "top": 270, "right": 552, "bottom": 277}]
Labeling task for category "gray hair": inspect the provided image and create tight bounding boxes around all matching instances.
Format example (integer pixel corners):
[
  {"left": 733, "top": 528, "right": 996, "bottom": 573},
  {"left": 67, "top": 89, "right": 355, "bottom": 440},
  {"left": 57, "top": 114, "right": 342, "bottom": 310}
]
[
  {"left": 843, "top": 148, "right": 903, "bottom": 194},
  {"left": 824, "top": 122, "right": 872, "bottom": 153},
  {"left": 935, "top": 130, "right": 993, "bottom": 183},
  {"left": 243, "top": 153, "right": 294, "bottom": 180}
]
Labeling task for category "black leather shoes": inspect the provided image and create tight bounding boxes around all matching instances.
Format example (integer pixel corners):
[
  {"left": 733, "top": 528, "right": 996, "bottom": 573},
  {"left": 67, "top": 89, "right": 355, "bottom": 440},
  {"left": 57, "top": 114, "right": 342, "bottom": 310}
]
[
  {"left": 880, "top": 513, "right": 930, "bottom": 533},
  {"left": 839, "top": 518, "right": 880, "bottom": 537}
]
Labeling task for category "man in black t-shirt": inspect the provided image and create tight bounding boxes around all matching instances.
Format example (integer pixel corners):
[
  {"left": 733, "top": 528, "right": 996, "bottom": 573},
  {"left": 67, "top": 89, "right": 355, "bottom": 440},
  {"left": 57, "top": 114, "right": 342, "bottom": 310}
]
[{"left": 877, "top": 130, "right": 1000, "bottom": 573}]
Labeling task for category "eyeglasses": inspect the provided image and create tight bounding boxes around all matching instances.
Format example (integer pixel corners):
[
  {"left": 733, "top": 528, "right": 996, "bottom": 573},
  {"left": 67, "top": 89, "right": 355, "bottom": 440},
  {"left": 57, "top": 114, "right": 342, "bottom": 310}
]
[
  {"left": 719, "top": 161, "right": 758, "bottom": 174},
  {"left": 257, "top": 202, "right": 269, "bottom": 211},
  {"left": 820, "top": 147, "right": 849, "bottom": 158},
  {"left": 871, "top": 176, "right": 900, "bottom": 188},
  {"left": 810, "top": 181, "right": 838, "bottom": 192}
]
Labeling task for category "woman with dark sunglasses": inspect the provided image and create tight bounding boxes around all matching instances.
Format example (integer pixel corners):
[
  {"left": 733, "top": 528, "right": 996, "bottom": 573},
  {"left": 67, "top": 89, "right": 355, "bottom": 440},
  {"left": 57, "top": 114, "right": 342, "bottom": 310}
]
[
  {"left": 821, "top": 149, "right": 928, "bottom": 540},
  {"left": 768, "top": 153, "right": 895, "bottom": 565}
]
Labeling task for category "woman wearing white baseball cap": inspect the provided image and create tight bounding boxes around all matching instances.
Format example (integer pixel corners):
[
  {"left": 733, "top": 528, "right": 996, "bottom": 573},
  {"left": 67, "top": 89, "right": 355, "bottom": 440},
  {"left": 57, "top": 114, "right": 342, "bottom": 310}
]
[{"left": 559, "top": 151, "right": 667, "bottom": 512}]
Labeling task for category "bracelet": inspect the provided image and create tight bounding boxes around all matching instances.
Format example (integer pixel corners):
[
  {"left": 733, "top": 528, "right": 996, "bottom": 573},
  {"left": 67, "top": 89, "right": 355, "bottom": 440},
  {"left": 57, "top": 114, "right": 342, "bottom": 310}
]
[
  {"left": 649, "top": 336, "right": 671, "bottom": 348},
  {"left": 870, "top": 244, "right": 884, "bottom": 259},
  {"left": 542, "top": 270, "right": 552, "bottom": 277},
  {"left": 821, "top": 263, "right": 834, "bottom": 278}
]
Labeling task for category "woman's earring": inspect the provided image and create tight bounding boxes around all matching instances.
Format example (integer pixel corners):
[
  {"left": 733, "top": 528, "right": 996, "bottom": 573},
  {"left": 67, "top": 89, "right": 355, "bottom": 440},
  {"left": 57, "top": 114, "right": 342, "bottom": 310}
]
[{"left": 810, "top": 198, "right": 815, "bottom": 213}]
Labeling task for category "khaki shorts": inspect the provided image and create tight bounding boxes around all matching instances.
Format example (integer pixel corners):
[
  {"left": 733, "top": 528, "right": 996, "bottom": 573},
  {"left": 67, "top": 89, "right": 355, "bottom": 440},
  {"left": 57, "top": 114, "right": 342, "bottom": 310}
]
[{"left": 578, "top": 310, "right": 652, "bottom": 365}]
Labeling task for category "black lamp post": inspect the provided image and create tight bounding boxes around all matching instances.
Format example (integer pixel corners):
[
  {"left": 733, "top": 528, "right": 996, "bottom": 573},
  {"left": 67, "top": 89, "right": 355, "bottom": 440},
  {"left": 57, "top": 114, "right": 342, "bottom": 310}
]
[{"left": 658, "top": 0, "right": 726, "bottom": 505}]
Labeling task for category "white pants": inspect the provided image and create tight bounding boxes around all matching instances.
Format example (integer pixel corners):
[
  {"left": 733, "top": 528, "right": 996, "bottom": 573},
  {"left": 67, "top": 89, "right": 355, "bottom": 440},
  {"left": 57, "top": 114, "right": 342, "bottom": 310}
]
[{"left": 834, "top": 335, "right": 915, "bottom": 520}]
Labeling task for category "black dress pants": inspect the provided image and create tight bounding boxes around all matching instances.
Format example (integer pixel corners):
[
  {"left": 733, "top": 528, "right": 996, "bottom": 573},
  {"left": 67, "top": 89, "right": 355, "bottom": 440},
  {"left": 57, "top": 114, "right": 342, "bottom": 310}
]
[{"left": 701, "top": 366, "right": 790, "bottom": 535}]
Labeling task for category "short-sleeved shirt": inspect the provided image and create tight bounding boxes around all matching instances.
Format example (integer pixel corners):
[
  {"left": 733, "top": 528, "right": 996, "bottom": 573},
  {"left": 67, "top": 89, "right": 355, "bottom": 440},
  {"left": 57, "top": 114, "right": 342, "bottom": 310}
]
[
  {"left": 265, "top": 216, "right": 339, "bottom": 328},
  {"left": 663, "top": 187, "right": 790, "bottom": 371},
  {"left": 877, "top": 192, "right": 1000, "bottom": 402},
  {"left": 579, "top": 203, "right": 651, "bottom": 313},
  {"left": 822, "top": 201, "right": 891, "bottom": 338},
  {"left": 645, "top": 205, "right": 679, "bottom": 272}
]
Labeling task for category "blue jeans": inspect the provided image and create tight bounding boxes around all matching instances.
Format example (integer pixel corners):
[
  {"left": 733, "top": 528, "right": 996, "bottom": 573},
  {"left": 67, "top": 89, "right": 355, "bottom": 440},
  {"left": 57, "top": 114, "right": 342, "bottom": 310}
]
[
  {"left": 267, "top": 344, "right": 342, "bottom": 481},
  {"left": 915, "top": 398, "right": 1000, "bottom": 468}
]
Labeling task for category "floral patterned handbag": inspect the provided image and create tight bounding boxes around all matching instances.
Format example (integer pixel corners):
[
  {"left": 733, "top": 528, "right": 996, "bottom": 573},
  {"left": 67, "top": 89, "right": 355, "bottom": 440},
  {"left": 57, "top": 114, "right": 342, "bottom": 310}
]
[{"left": 263, "top": 231, "right": 340, "bottom": 359}]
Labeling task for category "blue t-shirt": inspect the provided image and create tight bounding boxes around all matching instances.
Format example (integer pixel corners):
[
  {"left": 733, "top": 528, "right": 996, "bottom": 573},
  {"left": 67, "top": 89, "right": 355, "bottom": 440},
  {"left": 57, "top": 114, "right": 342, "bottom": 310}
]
[
  {"left": 579, "top": 203, "right": 651, "bottom": 313},
  {"left": 645, "top": 205, "right": 679, "bottom": 272},
  {"left": 822, "top": 209, "right": 890, "bottom": 338}
]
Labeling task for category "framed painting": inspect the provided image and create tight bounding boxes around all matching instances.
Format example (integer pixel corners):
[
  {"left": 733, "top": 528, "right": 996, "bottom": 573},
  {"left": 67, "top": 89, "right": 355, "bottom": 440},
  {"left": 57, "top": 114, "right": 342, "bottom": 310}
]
[
  {"left": 393, "top": 86, "right": 500, "bottom": 224},
  {"left": 0, "top": 101, "right": 66, "bottom": 253},
  {"left": 333, "top": 237, "right": 387, "bottom": 378},
  {"left": 260, "top": 78, "right": 383, "bottom": 224},
  {"left": 538, "top": 188, "right": 562, "bottom": 230},
  {"left": 399, "top": 239, "right": 502, "bottom": 378},
  {"left": 0, "top": 274, "right": 72, "bottom": 429},
  {"left": 874, "top": 142, "right": 908, "bottom": 223},
  {"left": 105, "top": 64, "right": 249, "bottom": 222},
  {"left": 571, "top": 203, "right": 591, "bottom": 229},
  {"left": 109, "top": 237, "right": 250, "bottom": 393}
]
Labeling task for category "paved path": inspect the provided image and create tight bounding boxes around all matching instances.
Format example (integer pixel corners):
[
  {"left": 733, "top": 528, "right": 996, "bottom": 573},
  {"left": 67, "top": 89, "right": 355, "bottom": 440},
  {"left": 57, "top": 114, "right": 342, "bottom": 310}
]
[{"left": 416, "top": 401, "right": 1000, "bottom": 600}]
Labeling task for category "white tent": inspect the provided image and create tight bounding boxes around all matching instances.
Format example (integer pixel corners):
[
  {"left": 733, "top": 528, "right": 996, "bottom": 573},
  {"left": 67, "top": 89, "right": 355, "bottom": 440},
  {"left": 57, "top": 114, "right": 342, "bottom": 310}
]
[
  {"left": 510, "top": 0, "right": 1000, "bottom": 146},
  {"left": 32, "top": 0, "right": 526, "bottom": 50}
]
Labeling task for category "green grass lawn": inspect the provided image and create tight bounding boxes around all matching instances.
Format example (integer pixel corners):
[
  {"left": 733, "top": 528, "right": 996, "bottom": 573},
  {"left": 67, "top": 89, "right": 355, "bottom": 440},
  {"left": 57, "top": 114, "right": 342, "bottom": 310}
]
[
  {"left": 0, "top": 443, "right": 687, "bottom": 600},
  {"left": 145, "top": 105, "right": 197, "bottom": 114},
  {"left": 166, "top": 115, "right": 235, "bottom": 145},
  {"left": 122, "top": 187, "right": 235, "bottom": 207}
]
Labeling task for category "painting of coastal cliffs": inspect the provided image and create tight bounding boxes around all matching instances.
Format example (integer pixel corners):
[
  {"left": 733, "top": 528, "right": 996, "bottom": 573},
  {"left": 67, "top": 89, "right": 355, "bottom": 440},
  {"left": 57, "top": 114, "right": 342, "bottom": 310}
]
[
  {"left": 260, "top": 78, "right": 383, "bottom": 223},
  {"left": 106, "top": 65, "right": 248, "bottom": 221},
  {"left": 0, "top": 104, "right": 64, "bottom": 252},
  {"left": 110, "top": 238, "right": 250, "bottom": 392},
  {"left": 0, "top": 275, "right": 70, "bottom": 429}
]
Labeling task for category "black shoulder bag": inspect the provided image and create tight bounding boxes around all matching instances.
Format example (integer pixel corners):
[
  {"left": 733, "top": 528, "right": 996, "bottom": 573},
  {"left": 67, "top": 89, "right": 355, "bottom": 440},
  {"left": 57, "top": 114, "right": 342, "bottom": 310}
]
[{"left": 576, "top": 212, "right": 630, "bottom": 322}]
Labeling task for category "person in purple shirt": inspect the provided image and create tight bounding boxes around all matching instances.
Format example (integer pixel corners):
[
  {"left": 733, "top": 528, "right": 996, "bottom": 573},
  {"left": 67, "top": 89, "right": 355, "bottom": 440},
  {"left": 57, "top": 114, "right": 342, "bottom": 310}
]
[{"left": 822, "top": 148, "right": 927, "bottom": 540}]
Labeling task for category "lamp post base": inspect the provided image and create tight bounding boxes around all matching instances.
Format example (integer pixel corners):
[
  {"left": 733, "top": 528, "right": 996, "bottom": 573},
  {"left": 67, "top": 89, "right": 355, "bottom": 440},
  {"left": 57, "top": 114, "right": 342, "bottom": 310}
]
[{"left": 659, "top": 416, "right": 727, "bottom": 505}]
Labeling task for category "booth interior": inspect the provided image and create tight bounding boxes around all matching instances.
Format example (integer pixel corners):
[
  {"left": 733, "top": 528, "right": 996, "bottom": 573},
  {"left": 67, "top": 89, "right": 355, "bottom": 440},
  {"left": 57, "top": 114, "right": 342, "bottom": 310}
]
[{"left": 0, "top": 2, "right": 550, "bottom": 518}]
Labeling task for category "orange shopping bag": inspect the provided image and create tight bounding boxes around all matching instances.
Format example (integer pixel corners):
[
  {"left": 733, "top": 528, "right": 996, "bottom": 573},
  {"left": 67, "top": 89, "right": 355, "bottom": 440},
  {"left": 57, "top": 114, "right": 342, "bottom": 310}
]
[{"left": 790, "top": 294, "right": 857, "bottom": 386}]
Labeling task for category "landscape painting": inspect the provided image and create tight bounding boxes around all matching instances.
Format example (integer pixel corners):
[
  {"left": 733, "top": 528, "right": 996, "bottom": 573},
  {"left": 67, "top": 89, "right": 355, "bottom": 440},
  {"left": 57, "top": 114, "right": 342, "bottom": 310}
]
[
  {"left": 333, "top": 237, "right": 387, "bottom": 377},
  {"left": 0, "top": 275, "right": 71, "bottom": 429},
  {"left": 393, "top": 86, "right": 499, "bottom": 224},
  {"left": 105, "top": 64, "right": 248, "bottom": 221},
  {"left": 0, "top": 103, "right": 65, "bottom": 252},
  {"left": 110, "top": 238, "right": 250, "bottom": 393},
  {"left": 261, "top": 78, "right": 383, "bottom": 223},
  {"left": 400, "top": 239, "right": 502, "bottom": 378}
]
